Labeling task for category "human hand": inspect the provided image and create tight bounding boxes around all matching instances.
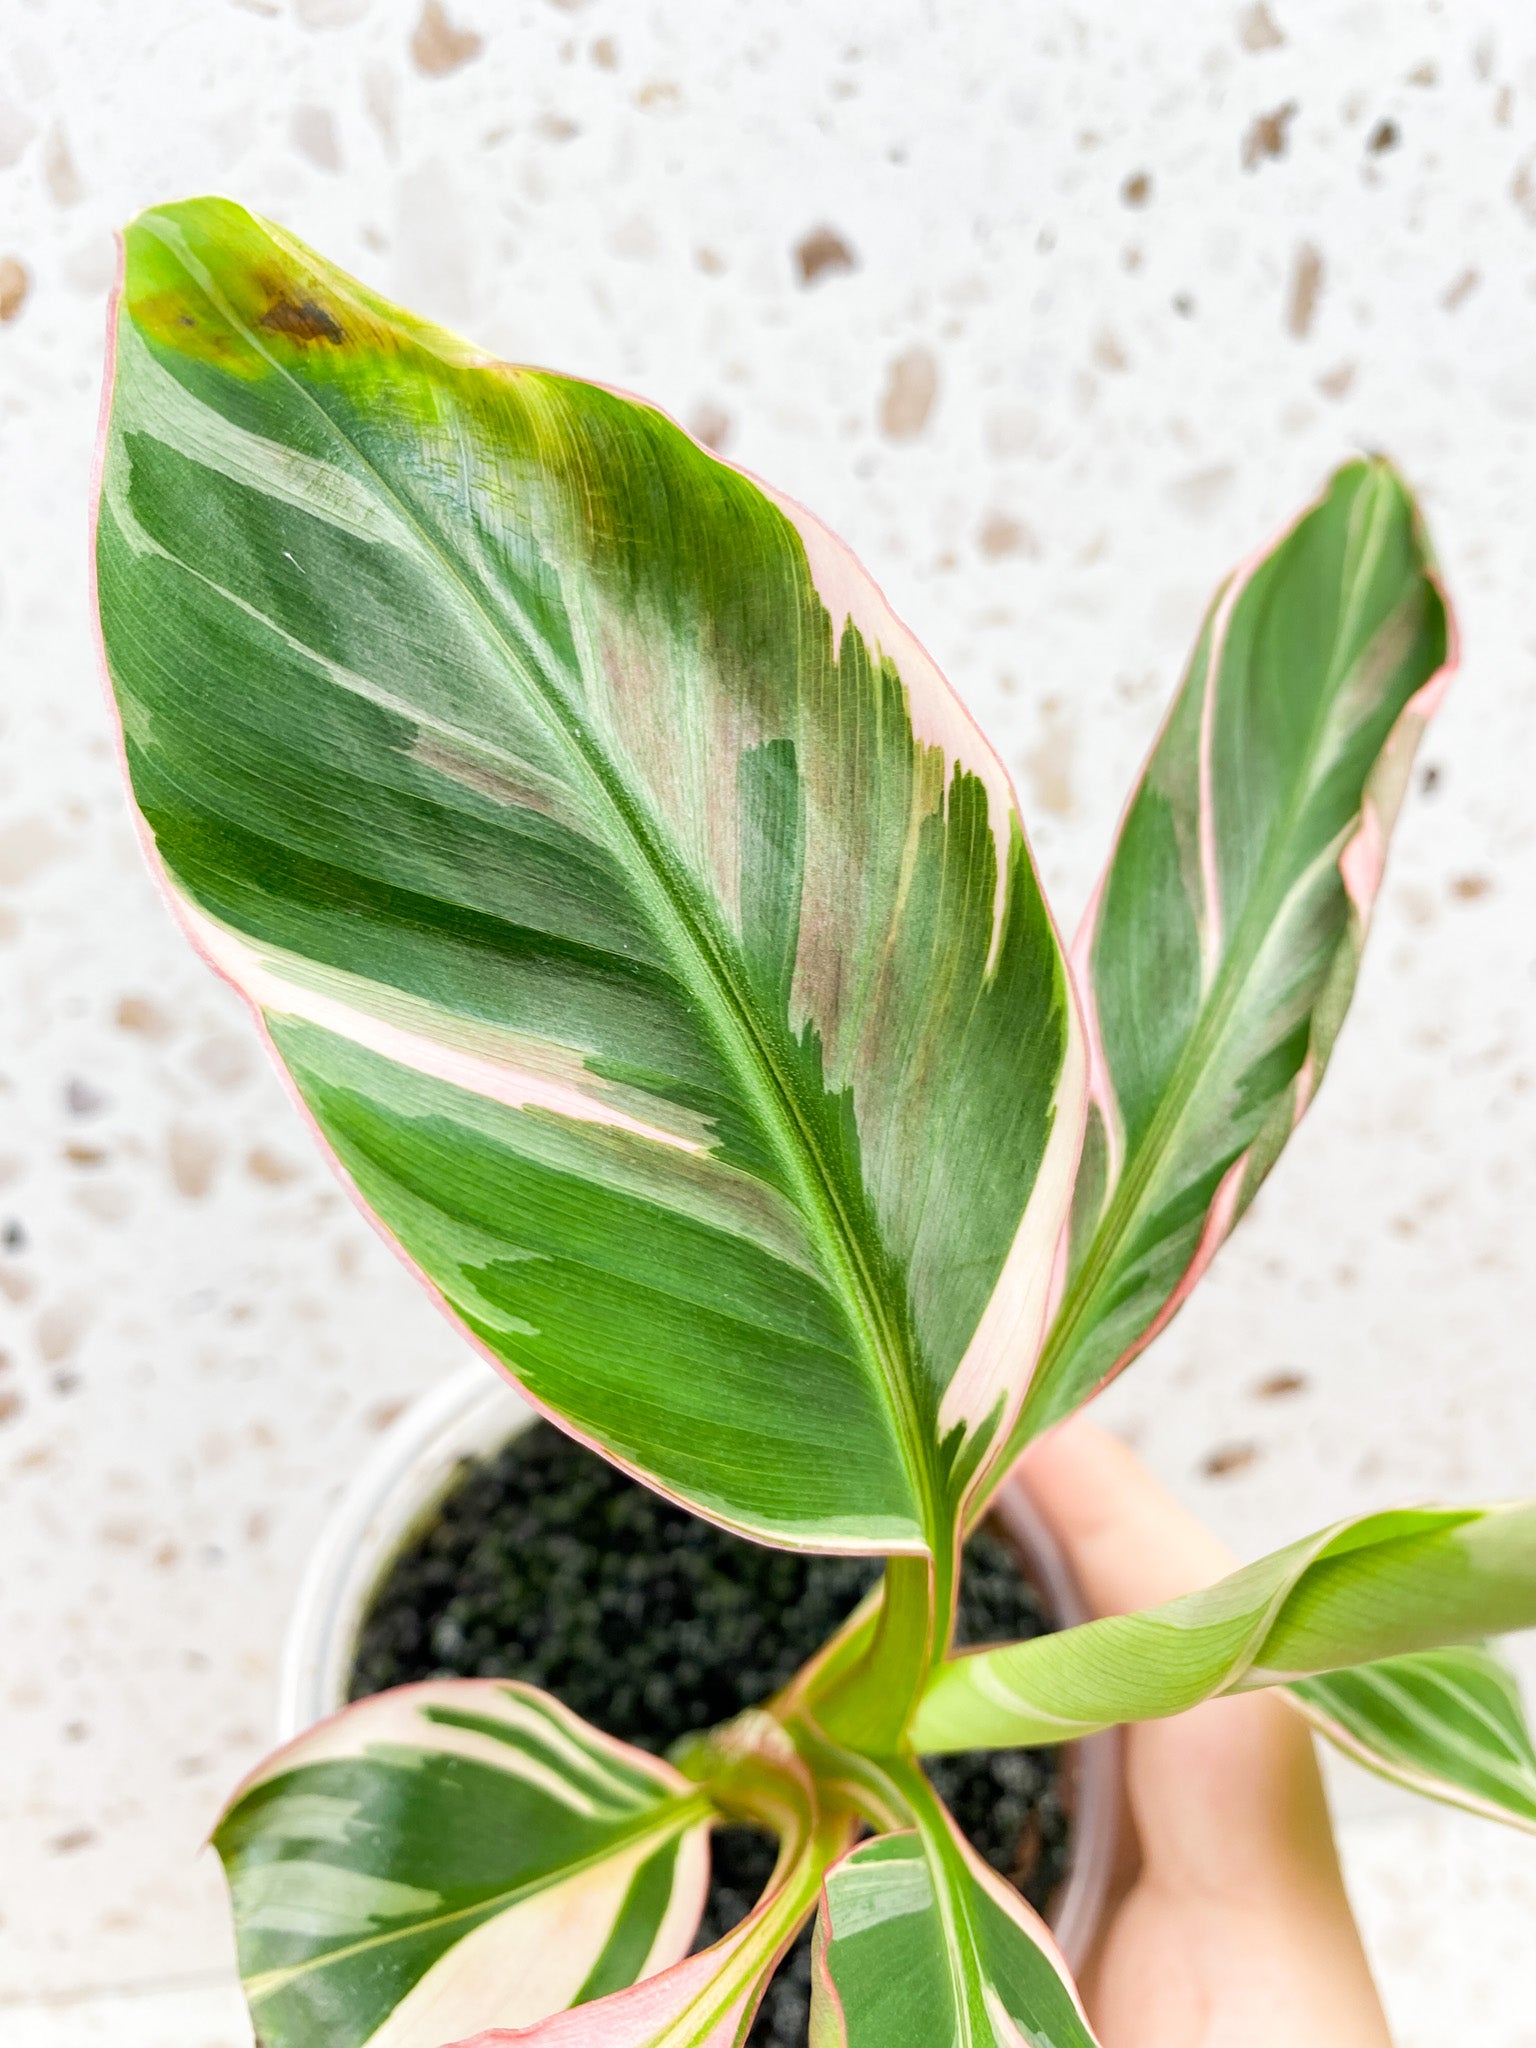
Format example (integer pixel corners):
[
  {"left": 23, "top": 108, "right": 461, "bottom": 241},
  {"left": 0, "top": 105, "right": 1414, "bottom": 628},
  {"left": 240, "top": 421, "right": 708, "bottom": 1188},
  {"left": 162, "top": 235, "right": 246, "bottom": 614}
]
[{"left": 1025, "top": 1419, "right": 1394, "bottom": 2048}]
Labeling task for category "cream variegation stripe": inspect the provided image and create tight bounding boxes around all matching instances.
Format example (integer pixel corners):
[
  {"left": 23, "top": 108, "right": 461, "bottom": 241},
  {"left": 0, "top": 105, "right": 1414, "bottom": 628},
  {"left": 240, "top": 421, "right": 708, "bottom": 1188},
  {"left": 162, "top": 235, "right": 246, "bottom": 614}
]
[
  {"left": 940, "top": 1021, "right": 1085, "bottom": 1455},
  {"left": 181, "top": 900, "right": 709, "bottom": 1158},
  {"left": 112, "top": 319, "right": 425, "bottom": 554},
  {"left": 758, "top": 473, "right": 1019, "bottom": 956},
  {"left": 1341, "top": 1668, "right": 1536, "bottom": 1793},
  {"left": 234, "top": 1683, "right": 681, "bottom": 1821},
  {"left": 810, "top": 1788, "right": 1099, "bottom": 2048},
  {"left": 1297, "top": 1694, "right": 1536, "bottom": 1832},
  {"left": 361, "top": 1832, "right": 705, "bottom": 2048}
]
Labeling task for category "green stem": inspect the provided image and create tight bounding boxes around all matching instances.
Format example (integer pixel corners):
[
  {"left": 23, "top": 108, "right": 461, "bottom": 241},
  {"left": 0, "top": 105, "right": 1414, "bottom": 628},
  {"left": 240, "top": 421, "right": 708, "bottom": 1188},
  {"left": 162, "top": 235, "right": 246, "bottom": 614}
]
[{"left": 813, "top": 1550, "right": 949, "bottom": 1751}]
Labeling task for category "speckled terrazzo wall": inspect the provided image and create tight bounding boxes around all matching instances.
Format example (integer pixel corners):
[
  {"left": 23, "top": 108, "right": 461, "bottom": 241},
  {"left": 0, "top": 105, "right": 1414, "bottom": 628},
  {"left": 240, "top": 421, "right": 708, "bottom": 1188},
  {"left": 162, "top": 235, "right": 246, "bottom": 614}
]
[{"left": 2, "top": 3, "right": 1534, "bottom": 2041}]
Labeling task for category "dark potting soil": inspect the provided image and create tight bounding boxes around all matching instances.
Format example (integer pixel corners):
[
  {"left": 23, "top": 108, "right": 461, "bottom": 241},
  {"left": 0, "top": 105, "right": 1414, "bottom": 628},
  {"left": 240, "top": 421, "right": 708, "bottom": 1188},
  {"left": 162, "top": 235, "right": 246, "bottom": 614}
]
[{"left": 351, "top": 1421, "right": 1070, "bottom": 2048}]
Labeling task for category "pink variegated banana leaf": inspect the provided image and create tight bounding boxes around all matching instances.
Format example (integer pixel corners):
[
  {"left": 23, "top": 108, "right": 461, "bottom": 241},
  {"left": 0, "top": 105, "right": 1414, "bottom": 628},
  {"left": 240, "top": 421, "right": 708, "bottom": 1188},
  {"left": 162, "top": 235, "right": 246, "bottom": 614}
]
[
  {"left": 991, "top": 459, "right": 1454, "bottom": 1458},
  {"left": 213, "top": 1682, "right": 716, "bottom": 2048},
  {"left": 214, "top": 1686, "right": 845, "bottom": 2048},
  {"left": 94, "top": 196, "right": 1083, "bottom": 1600}
]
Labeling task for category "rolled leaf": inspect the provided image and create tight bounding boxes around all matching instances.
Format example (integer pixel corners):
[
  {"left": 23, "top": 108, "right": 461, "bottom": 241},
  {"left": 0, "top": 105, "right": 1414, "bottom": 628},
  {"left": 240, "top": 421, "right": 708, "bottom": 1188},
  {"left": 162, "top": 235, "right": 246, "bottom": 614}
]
[
  {"left": 213, "top": 1680, "right": 712, "bottom": 2048},
  {"left": 809, "top": 1824, "right": 1098, "bottom": 2047},
  {"left": 912, "top": 1502, "right": 1536, "bottom": 1753},
  {"left": 1293, "top": 1644, "right": 1536, "bottom": 1835},
  {"left": 451, "top": 1718, "right": 845, "bottom": 2047},
  {"left": 95, "top": 197, "right": 1083, "bottom": 1556},
  {"left": 1003, "top": 458, "right": 1453, "bottom": 1450}
]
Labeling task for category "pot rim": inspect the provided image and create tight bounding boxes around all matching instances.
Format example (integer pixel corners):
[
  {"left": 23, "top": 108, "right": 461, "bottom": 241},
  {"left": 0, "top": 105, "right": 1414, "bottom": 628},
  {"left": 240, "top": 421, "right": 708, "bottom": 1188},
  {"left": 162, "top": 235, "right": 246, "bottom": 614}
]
[{"left": 278, "top": 1363, "right": 1121, "bottom": 1975}]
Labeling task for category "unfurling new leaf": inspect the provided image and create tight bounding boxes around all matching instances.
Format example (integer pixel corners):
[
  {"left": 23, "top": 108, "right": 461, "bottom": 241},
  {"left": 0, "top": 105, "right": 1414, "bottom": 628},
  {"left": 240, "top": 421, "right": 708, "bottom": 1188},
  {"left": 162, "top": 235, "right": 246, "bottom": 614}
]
[{"left": 914, "top": 1503, "right": 1536, "bottom": 1753}]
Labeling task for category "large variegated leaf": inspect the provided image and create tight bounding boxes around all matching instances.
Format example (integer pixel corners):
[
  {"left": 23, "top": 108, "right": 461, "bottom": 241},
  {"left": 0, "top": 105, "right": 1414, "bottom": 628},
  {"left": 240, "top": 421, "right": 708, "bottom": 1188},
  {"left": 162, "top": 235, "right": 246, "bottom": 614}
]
[
  {"left": 912, "top": 1502, "right": 1536, "bottom": 1752},
  {"left": 1001, "top": 459, "right": 1453, "bottom": 1450},
  {"left": 212, "top": 1681, "right": 712, "bottom": 2048},
  {"left": 95, "top": 196, "right": 1083, "bottom": 1557},
  {"left": 809, "top": 1820, "right": 1098, "bottom": 2046},
  {"left": 1294, "top": 1644, "right": 1536, "bottom": 1834}
]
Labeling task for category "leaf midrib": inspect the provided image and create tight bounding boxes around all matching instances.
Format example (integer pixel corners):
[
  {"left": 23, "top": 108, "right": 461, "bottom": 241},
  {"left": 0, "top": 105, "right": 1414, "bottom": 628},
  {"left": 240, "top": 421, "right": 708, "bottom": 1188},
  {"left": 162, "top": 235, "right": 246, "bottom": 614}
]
[{"left": 141, "top": 214, "right": 941, "bottom": 1548}]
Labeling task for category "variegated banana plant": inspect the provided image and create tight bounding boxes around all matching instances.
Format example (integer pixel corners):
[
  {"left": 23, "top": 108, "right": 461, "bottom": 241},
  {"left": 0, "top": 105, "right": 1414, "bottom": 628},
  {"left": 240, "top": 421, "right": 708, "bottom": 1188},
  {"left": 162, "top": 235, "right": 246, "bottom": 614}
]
[{"left": 92, "top": 197, "right": 1535, "bottom": 2048}]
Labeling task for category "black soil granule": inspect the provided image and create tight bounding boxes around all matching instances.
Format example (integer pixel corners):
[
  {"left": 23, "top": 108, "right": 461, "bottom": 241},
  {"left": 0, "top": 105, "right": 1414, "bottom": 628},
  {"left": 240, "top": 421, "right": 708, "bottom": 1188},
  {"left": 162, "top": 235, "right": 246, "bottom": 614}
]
[{"left": 350, "top": 1421, "right": 1070, "bottom": 2047}]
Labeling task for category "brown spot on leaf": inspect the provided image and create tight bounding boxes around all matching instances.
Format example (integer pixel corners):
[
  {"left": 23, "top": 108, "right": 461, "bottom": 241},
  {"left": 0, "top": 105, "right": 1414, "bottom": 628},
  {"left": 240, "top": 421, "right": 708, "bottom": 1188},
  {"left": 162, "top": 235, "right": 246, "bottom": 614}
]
[
  {"left": 1286, "top": 242, "right": 1324, "bottom": 338},
  {"left": 63, "top": 1144, "right": 108, "bottom": 1168},
  {"left": 1242, "top": 101, "right": 1297, "bottom": 170},
  {"left": 591, "top": 35, "right": 618, "bottom": 69},
  {"left": 259, "top": 295, "right": 344, "bottom": 344},
  {"left": 0, "top": 1389, "right": 20, "bottom": 1427},
  {"left": 1316, "top": 362, "right": 1355, "bottom": 399},
  {"left": 796, "top": 226, "right": 857, "bottom": 286},
  {"left": 1093, "top": 328, "right": 1129, "bottom": 372},
  {"left": 369, "top": 1398, "right": 408, "bottom": 1433},
  {"left": 411, "top": 1, "right": 483, "bottom": 76},
  {"left": 1407, "top": 62, "right": 1437, "bottom": 87},
  {"left": 1238, "top": 3, "right": 1285, "bottom": 51},
  {"left": 635, "top": 80, "right": 682, "bottom": 111},
  {"left": 1451, "top": 873, "right": 1492, "bottom": 901},
  {"left": 1420, "top": 763, "right": 1441, "bottom": 795},
  {"left": 1255, "top": 1370, "right": 1308, "bottom": 1398},
  {"left": 1367, "top": 119, "right": 1400, "bottom": 154},
  {"left": 50, "top": 1828, "right": 96, "bottom": 1855},
  {"left": 1120, "top": 171, "right": 1151, "bottom": 207},
  {"left": 880, "top": 347, "right": 938, "bottom": 440},
  {"left": 1202, "top": 1442, "right": 1259, "bottom": 1478},
  {"left": 0, "top": 256, "right": 29, "bottom": 323}
]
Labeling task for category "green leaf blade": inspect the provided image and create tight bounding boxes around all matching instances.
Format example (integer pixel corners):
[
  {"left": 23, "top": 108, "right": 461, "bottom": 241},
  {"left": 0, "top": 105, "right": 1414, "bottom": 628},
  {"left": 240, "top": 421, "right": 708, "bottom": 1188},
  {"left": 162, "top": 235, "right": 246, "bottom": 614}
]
[
  {"left": 1293, "top": 1644, "right": 1536, "bottom": 1835},
  {"left": 214, "top": 1681, "right": 714, "bottom": 2048},
  {"left": 1008, "top": 459, "right": 1453, "bottom": 1448},
  {"left": 98, "top": 196, "right": 1084, "bottom": 1555},
  {"left": 810, "top": 1821, "right": 1099, "bottom": 2047}
]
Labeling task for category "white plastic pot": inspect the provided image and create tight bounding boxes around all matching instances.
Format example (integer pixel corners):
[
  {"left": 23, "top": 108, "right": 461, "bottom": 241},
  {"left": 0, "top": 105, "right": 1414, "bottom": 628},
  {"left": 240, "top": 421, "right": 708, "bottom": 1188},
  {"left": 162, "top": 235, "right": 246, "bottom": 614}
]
[{"left": 279, "top": 1363, "right": 1122, "bottom": 1973}]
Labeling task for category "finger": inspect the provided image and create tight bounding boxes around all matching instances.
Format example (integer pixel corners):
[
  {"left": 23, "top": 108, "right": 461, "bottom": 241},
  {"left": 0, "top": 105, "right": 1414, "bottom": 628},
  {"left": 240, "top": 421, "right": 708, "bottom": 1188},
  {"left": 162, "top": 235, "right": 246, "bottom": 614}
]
[
  {"left": 1021, "top": 1414, "right": 1234, "bottom": 1614},
  {"left": 1022, "top": 1419, "right": 1351, "bottom": 1886}
]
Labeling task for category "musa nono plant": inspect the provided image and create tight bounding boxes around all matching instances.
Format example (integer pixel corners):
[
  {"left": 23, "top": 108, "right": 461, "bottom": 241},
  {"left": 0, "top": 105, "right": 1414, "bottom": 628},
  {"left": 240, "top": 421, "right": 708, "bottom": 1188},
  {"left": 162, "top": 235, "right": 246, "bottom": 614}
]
[{"left": 94, "top": 198, "right": 1536, "bottom": 2048}]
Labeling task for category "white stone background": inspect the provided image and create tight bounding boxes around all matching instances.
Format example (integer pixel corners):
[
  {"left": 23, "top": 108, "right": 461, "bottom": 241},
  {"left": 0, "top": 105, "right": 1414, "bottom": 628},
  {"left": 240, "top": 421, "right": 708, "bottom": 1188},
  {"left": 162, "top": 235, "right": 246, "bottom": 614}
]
[{"left": 1, "top": 0, "right": 1534, "bottom": 2038}]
